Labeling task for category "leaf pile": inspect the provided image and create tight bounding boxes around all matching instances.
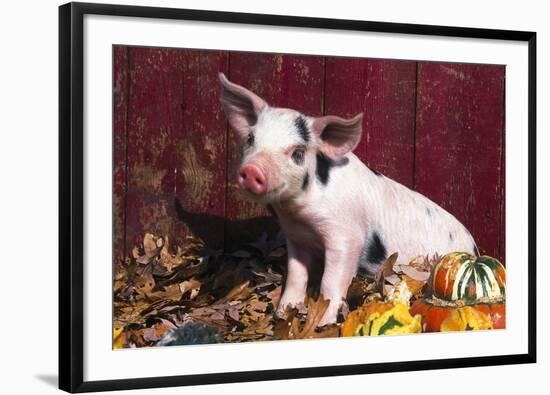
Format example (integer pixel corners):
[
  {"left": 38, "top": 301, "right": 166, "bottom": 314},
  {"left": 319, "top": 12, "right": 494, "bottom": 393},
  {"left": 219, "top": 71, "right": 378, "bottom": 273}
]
[
  {"left": 273, "top": 297, "right": 339, "bottom": 340},
  {"left": 375, "top": 252, "right": 438, "bottom": 305},
  {"left": 114, "top": 232, "right": 293, "bottom": 348},
  {"left": 114, "top": 233, "right": 444, "bottom": 348}
]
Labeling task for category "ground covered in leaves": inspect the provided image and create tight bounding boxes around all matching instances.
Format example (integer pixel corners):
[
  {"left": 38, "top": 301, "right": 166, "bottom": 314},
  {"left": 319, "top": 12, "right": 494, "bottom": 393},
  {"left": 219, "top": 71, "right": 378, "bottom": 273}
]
[{"left": 114, "top": 233, "right": 441, "bottom": 348}]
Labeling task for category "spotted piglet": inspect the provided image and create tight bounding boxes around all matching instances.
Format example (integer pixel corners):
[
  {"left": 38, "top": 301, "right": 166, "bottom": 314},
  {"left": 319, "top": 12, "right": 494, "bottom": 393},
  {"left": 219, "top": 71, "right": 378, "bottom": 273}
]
[{"left": 219, "top": 73, "right": 478, "bottom": 326}]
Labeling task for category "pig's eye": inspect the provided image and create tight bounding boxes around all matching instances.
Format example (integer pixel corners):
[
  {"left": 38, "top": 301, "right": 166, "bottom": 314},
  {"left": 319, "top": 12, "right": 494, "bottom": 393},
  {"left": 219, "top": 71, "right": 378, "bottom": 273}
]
[
  {"left": 246, "top": 133, "right": 255, "bottom": 147},
  {"left": 291, "top": 147, "right": 306, "bottom": 165}
]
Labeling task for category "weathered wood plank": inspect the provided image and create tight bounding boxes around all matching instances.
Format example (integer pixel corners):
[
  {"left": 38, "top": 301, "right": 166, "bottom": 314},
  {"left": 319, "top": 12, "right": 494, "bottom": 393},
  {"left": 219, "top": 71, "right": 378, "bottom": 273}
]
[
  {"left": 225, "top": 52, "right": 325, "bottom": 248},
  {"left": 125, "top": 47, "right": 183, "bottom": 251},
  {"left": 173, "top": 50, "right": 229, "bottom": 249},
  {"left": 414, "top": 62, "right": 505, "bottom": 262},
  {"left": 324, "top": 58, "right": 417, "bottom": 187},
  {"left": 499, "top": 95, "right": 506, "bottom": 264},
  {"left": 113, "top": 46, "right": 129, "bottom": 265}
]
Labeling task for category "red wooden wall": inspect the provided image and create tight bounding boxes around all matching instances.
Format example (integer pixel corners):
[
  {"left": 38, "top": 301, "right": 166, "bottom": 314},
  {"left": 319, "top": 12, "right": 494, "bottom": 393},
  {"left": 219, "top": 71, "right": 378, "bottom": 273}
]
[{"left": 113, "top": 46, "right": 505, "bottom": 265}]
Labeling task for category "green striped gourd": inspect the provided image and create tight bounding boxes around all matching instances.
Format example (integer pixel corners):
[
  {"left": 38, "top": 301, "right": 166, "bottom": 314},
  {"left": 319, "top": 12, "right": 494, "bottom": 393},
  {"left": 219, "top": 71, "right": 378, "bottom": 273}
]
[{"left": 432, "top": 252, "right": 505, "bottom": 302}]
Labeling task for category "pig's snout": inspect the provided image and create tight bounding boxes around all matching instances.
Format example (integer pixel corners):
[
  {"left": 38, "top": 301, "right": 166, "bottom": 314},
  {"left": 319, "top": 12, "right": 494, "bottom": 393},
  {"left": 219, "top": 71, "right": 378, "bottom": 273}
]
[{"left": 238, "top": 165, "right": 267, "bottom": 195}]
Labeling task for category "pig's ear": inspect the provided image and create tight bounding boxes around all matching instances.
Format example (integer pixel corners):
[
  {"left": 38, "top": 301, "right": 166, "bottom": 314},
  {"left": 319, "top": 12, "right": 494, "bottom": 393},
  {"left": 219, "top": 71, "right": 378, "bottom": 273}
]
[
  {"left": 219, "top": 73, "right": 267, "bottom": 137},
  {"left": 312, "top": 113, "right": 363, "bottom": 160}
]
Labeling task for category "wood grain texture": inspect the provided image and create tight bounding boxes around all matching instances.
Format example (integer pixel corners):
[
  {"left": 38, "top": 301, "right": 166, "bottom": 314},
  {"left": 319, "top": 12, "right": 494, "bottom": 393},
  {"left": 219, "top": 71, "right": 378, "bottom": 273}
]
[
  {"left": 499, "top": 89, "right": 506, "bottom": 264},
  {"left": 414, "top": 62, "right": 505, "bottom": 262},
  {"left": 173, "top": 50, "right": 229, "bottom": 249},
  {"left": 325, "top": 58, "right": 417, "bottom": 187},
  {"left": 224, "top": 52, "right": 325, "bottom": 248},
  {"left": 113, "top": 46, "right": 129, "bottom": 265},
  {"left": 125, "top": 47, "right": 182, "bottom": 250}
]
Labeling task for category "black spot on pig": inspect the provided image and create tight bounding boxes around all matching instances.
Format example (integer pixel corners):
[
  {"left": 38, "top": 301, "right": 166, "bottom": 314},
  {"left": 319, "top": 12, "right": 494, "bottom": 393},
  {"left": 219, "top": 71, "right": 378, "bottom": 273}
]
[
  {"left": 337, "top": 157, "right": 350, "bottom": 166},
  {"left": 315, "top": 153, "right": 350, "bottom": 186},
  {"left": 294, "top": 115, "right": 310, "bottom": 143},
  {"left": 368, "top": 165, "right": 382, "bottom": 176},
  {"left": 426, "top": 206, "right": 431, "bottom": 216},
  {"left": 473, "top": 244, "right": 480, "bottom": 257},
  {"left": 291, "top": 147, "right": 306, "bottom": 165},
  {"left": 246, "top": 132, "right": 255, "bottom": 147},
  {"left": 365, "top": 231, "right": 387, "bottom": 265},
  {"left": 301, "top": 172, "right": 310, "bottom": 190},
  {"left": 315, "top": 152, "right": 333, "bottom": 185},
  {"left": 449, "top": 232, "right": 453, "bottom": 241}
]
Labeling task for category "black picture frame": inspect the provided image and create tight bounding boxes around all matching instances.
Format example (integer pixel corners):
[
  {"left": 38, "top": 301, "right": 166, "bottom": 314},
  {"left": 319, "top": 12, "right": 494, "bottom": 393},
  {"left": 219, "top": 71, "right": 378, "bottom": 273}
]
[{"left": 59, "top": 2, "right": 537, "bottom": 393}]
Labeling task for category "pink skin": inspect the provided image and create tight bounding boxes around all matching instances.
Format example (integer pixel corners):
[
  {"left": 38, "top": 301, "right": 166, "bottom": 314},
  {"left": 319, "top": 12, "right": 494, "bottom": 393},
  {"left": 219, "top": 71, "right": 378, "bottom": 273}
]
[
  {"left": 237, "top": 152, "right": 282, "bottom": 199},
  {"left": 219, "top": 73, "right": 478, "bottom": 326},
  {"left": 238, "top": 164, "right": 267, "bottom": 195},
  {"left": 273, "top": 200, "right": 365, "bottom": 326}
]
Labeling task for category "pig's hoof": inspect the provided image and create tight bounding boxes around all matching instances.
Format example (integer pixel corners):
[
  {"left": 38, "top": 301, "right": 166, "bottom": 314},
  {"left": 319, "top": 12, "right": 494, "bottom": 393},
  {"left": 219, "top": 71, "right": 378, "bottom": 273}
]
[
  {"left": 275, "top": 307, "right": 286, "bottom": 319},
  {"left": 317, "top": 302, "right": 340, "bottom": 326},
  {"left": 275, "top": 303, "right": 294, "bottom": 319},
  {"left": 317, "top": 314, "right": 337, "bottom": 327}
]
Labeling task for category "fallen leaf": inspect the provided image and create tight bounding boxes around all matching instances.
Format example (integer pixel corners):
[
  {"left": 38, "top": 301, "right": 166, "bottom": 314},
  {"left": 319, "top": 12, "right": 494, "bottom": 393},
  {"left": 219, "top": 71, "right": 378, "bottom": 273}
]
[
  {"left": 376, "top": 253, "right": 399, "bottom": 295},
  {"left": 142, "top": 327, "right": 160, "bottom": 342},
  {"left": 135, "top": 233, "right": 164, "bottom": 264},
  {"left": 273, "top": 297, "right": 338, "bottom": 340},
  {"left": 217, "top": 281, "right": 251, "bottom": 305},
  {"left": 400, "top": 265, "right": 431, "bottom": 282},
  {"left": 401, "top": 275, "right": 426, "bottom": 297},
  {"left": 179, "top": 278, "right": 202, "bottom": 296}
]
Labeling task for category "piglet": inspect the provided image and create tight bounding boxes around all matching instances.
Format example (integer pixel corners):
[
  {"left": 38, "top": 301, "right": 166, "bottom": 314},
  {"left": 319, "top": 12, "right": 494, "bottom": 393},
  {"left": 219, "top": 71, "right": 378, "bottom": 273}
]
[{"left": 219, "top": 73, "right": 478, "bottom": 326}]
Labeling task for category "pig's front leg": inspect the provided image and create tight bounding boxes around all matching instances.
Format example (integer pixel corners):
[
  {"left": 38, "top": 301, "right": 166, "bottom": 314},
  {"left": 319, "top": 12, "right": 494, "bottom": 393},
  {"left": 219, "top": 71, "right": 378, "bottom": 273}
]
[
  {"left": 318, "top": 238, "right": 362, "bottom": 326},
  {"left": 276, "top": 241, "right": 311, "bottom": 317}
]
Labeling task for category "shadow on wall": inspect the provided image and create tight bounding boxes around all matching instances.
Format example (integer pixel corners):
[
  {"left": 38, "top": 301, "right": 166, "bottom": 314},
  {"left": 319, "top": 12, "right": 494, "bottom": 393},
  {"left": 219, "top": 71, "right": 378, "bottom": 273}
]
[{"left": 174, "top": 198, "right": 280, "bottom": 251}]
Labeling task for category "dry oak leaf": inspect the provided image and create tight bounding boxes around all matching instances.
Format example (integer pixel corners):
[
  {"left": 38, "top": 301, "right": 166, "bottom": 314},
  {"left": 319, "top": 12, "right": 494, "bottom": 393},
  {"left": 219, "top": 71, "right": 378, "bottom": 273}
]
[
  {"left": 274, "top": 297, "right": 339, "bottom": 340},
  {"left": 134, "top": 233, "right": 164, "bottom": 265},
  {"left": 376, "top": 253, "right": 399, "bottom": 296},
  {"left": 216, "top": 281, "right": 252, "bottom": 305}
]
